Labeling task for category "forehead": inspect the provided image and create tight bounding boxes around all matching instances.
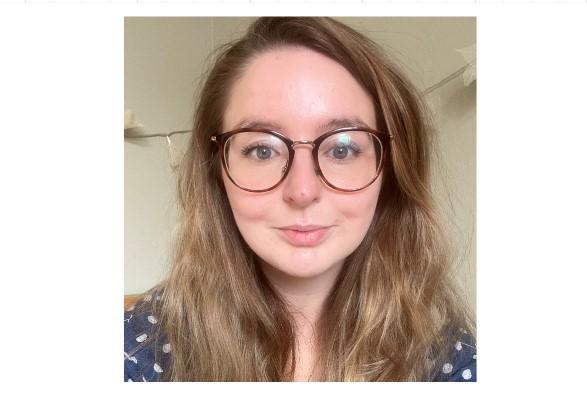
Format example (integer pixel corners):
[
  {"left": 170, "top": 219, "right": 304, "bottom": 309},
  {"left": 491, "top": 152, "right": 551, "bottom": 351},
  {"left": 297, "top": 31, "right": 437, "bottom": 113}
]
[{"left": 223, "top": 47, "right": 376, "bottom": 137}]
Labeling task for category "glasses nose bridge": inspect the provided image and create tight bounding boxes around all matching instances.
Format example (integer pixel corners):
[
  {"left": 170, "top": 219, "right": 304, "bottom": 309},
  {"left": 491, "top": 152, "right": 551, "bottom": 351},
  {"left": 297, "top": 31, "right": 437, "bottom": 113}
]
[
  {"left": 288, "top": 139, "right": 319, "bottom": 174},
  {"left": 290, "top": 139, "right": 315, "bottom": 149}
]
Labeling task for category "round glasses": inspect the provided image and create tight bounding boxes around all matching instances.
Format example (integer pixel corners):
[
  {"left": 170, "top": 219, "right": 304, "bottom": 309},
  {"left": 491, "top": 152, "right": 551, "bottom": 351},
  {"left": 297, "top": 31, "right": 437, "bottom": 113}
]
[{"left": 211, "top": 127, "right": 391, "bottom": 192}]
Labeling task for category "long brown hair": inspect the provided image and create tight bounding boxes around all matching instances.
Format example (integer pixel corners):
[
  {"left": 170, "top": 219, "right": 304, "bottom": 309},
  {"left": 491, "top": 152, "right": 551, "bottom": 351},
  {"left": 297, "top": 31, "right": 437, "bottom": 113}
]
[{"left": 149, "top": 17, "right": 473, "bottom": 381}]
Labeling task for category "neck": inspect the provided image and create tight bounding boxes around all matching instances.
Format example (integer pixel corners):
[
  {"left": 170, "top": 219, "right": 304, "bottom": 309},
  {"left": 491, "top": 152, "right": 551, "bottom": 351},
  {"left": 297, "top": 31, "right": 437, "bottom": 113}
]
[
  {"left": 260, "top": 260, "right": 344, "bottom": 382},
  {"left": 261, "top": 260, "right": 343, "bottom": 325}
]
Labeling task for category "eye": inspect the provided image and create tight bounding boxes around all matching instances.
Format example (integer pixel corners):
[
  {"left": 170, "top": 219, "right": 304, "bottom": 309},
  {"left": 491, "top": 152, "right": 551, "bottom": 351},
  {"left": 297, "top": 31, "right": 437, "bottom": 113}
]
[
  {"left": 241, "top": 144, "right": 279, "bottom": 160},
  {"left": 332, "top": 145, "right": 350, "bottom": 160},
  {"left": 319, "top": 132, "right": 366, "bottom": 163},
  {"left": 323, "top": 142, "right": 362, "bottom": 162},
  {"left": 254, "top": 146, "right": 272, "bottom": 160}
]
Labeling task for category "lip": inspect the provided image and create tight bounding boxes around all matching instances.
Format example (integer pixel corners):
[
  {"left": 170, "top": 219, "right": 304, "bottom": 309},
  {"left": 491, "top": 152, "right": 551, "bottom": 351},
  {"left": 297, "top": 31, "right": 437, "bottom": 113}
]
[{"left": 276, "top": 225, "right": 332, "bottom": 247}]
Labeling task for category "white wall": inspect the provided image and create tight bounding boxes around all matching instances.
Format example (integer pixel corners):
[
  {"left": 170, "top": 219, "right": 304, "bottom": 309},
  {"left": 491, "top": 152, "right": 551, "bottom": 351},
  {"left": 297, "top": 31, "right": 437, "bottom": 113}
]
[{"left": 124, "top": 17, "right": 476, "bottom": 314}]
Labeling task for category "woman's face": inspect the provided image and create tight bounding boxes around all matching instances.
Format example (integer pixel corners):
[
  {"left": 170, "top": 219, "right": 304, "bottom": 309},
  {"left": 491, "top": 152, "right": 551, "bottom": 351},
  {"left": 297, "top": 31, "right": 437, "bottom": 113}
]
[{"left": 222, "top": 47, "right": 382, "bottom": 281}]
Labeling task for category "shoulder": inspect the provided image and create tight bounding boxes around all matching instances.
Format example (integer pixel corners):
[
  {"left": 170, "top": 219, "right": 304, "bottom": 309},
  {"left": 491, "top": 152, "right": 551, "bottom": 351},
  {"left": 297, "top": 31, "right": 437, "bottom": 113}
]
[
  {"left": 431, "top": 328, "right": 477, "bottom": 382},
  {"left": 124, "top": 292, "right": 171, "bottom": 382}
]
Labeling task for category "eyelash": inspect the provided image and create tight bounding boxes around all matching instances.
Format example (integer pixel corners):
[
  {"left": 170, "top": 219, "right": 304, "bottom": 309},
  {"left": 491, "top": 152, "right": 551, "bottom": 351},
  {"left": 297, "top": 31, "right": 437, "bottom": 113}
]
[
  {"left": 241, "top": 143, "right": 280, "bottom": 158},
  {"left": 323, "top": 142, "right": 363, "bottom": 160}
]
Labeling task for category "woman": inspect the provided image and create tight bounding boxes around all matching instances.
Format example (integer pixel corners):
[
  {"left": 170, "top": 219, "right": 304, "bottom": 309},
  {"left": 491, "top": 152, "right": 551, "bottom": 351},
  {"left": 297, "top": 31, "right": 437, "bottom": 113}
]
[{"left": 124, "top": 17, "right": 476, "bottom": 382}]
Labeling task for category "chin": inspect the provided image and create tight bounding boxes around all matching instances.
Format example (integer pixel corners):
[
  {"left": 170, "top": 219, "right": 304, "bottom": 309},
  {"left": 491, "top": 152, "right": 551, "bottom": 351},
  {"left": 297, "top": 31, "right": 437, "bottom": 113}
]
[
  {"left": 280, "top": 265, "right": 329, "bottom": 279},
  {"left": 262, "top": 250, "right": 345, "bottom": 280}
]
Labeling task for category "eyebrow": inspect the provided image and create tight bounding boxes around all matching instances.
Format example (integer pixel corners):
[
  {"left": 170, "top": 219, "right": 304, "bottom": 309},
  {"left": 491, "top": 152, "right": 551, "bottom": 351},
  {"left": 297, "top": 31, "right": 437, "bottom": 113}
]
[
  {"left": 319, "top": 118, "right": 372, "bottom": 131},
  {"left": 230, "top": 117, "right": 372, "bottom": 133}
]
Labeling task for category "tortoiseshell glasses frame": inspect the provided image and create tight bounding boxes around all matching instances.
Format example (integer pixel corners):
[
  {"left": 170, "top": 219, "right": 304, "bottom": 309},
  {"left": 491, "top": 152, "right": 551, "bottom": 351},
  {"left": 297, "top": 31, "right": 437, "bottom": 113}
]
[{"left": 211, "top": 126, "right": 392, "bottom": 193}]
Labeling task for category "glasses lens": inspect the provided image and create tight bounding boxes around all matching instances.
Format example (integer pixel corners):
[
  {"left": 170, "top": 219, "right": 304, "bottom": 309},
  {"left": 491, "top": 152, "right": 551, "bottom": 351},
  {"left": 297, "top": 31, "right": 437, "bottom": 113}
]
[
  {"left": 224, "top": 132, "right": 289, "bottom": 191},
  {"left": 318, "top": 130, "right": 383, "bottom": 190}
]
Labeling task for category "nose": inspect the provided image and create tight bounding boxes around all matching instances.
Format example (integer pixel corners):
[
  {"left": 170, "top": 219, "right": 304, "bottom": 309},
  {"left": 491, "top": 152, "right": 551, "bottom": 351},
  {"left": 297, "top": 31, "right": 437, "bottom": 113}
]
[{"left": 282, "top": 145, "right": 322, "bottom": 207}]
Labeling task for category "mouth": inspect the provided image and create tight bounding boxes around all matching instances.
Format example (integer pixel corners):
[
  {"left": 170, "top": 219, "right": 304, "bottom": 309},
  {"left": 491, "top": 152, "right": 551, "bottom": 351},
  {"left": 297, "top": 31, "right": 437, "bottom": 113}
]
[{"left": 276, "top": 225, "right": 332, "bottom": 247}]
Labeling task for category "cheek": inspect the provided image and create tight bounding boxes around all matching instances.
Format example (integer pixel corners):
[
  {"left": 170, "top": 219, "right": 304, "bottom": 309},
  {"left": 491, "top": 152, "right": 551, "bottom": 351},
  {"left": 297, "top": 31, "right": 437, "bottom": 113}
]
[
  {"left": 336, "top": 181, "right": 381, "bottom": 225},
  {"left": 223, "top": 174, "right": 274, "bottom": 223}
]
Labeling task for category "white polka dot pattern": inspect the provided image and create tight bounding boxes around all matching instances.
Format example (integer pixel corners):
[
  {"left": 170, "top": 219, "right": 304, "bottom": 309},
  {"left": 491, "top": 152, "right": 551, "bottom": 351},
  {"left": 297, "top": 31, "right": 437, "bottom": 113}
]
[
  {"left": 125, "top": 290, "right": 171, "bottom": 382},
  {"left": 462, "top": 369, "right": 472, "bottom": 380},
  {"left": 442, "top": 363, "right": 453, "bottom": 374},
  {"left": 124, "top": 352, "right": 138, "bottom": 364},
  {"left": 430, "top": 330, "right": 476, "bottom": 381},
  {"left": 127, "top": 296, "right": 475, "bottom": 382}
]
